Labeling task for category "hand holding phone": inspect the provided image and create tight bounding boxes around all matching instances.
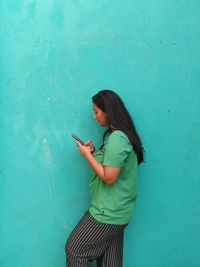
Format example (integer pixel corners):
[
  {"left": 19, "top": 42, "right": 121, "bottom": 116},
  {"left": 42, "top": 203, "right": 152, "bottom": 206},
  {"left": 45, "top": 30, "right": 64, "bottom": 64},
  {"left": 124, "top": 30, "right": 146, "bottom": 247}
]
[
  {"left": 71, "top": 133, "right": 96, "bottom": 153},
  {"left": 85, "top": 140, "right": 96, "bottom": 154}
]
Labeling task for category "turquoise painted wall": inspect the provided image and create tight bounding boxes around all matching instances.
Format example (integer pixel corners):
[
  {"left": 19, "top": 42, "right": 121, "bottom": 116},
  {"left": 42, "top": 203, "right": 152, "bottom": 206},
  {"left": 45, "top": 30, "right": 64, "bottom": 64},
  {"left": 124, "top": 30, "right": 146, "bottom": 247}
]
[{"left": 1, "top": 1, "right": 200, "bottom": 266}]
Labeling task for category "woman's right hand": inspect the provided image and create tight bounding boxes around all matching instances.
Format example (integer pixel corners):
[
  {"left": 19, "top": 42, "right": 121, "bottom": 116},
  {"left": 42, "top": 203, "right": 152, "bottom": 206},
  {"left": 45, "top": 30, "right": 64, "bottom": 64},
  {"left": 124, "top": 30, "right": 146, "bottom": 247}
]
[{"left": 85, "top": 140, "right": 96, "bottom": 154}]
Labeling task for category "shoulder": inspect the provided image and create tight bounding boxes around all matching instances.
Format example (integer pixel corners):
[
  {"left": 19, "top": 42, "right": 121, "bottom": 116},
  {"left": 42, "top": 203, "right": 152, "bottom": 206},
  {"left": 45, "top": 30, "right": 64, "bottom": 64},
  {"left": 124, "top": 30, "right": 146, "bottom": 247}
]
[
  {"left": 109, "top": 130, "right": 129, "bottom": 142},
  {"left": 106, "top": 130, "right": 131, "bottom": 149},
  {"left": 103, "top": 131, "right": 132, "bottom": 166}
]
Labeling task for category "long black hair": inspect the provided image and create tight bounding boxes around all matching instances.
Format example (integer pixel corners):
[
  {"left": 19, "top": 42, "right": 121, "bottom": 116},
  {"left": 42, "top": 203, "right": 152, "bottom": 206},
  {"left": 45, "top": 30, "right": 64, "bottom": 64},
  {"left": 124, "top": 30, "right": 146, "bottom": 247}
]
[{"left": 92, "top": 89, "right": 144, "bottom": 165}]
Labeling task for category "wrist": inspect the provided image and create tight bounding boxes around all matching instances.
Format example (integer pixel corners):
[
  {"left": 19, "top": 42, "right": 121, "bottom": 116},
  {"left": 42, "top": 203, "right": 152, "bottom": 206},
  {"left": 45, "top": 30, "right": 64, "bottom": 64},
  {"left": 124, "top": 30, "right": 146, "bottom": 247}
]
[{"left": 85, "top": 151, "right": 93, "bottom": 160}]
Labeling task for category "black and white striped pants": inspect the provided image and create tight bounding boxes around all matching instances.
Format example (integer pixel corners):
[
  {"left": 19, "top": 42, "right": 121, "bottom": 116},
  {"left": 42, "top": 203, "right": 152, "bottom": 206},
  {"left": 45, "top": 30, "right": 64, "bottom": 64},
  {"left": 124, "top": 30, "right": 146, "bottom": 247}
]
[{"left": 65, "top": 211, "right": 128, "bottom": 267}]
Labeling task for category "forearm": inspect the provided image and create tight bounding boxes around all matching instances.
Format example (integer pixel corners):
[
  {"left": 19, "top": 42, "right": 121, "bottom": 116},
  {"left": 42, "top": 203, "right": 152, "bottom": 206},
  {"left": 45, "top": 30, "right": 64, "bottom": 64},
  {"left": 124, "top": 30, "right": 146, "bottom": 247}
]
[
  {"left": 85, "top": 153, "right": 106, "bottom": 182},
  {"left": 76, "top": 142, "right": 119, "bottom": 184}
]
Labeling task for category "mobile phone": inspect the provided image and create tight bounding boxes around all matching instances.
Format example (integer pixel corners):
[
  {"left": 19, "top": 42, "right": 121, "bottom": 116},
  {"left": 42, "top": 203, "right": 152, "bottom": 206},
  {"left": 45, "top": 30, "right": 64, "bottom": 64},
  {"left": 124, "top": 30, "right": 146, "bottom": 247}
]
[{"left": 71, "top": 133, "right": 86, "bottom": 145}]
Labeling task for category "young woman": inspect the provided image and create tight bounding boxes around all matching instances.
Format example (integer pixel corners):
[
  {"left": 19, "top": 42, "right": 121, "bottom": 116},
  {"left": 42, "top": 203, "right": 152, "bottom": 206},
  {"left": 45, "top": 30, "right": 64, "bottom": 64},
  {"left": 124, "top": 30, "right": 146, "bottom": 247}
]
[{"left": 65, "top": 89, "right": 144, "bottom": 267}]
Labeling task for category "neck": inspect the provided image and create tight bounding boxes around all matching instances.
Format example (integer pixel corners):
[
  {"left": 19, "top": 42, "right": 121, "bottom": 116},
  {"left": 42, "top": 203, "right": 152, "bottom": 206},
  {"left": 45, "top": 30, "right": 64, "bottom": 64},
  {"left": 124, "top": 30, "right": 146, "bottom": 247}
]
[{"left": 109, "top": 125, "right": 117, "bottom": 131}]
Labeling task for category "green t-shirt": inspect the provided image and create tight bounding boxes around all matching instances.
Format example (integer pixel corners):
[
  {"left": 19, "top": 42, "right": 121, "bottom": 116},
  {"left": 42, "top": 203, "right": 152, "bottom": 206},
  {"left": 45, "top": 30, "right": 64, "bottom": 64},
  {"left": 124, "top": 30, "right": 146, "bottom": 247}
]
[{"left": 89, "top": 130, "right": 138, "bottom": 225}]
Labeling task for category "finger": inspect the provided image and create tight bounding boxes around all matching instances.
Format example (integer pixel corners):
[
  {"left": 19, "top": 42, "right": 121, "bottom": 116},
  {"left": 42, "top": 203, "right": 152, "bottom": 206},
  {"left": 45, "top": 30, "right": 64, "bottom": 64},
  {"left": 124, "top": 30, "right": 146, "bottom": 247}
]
[
  {"left": 85, "top": 141, "right": 91, "bottom": 146},
  {"left": 76, "top": 140, "right": 82, "bottom": 147}
]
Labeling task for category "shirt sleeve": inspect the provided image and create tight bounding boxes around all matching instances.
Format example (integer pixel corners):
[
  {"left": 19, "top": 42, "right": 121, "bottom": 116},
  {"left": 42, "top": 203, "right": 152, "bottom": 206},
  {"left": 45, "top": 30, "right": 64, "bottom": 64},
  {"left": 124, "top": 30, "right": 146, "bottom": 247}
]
[{"left": 103, "top": 132, "right": 131, "bottom": 167}]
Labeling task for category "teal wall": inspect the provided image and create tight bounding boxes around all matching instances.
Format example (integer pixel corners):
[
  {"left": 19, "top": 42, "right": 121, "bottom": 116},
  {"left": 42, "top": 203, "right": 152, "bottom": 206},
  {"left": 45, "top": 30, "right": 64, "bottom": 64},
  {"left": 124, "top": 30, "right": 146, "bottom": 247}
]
[{"left": 1, "top": 1, "right": 200, "bottom": 266}]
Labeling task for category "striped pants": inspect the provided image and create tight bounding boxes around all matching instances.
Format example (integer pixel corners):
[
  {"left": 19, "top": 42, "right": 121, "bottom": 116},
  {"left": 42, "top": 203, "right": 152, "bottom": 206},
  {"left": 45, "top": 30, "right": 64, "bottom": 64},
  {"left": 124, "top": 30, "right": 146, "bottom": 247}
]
[{"left": 65, "top": 211, "right": 127, "bottom": 267}]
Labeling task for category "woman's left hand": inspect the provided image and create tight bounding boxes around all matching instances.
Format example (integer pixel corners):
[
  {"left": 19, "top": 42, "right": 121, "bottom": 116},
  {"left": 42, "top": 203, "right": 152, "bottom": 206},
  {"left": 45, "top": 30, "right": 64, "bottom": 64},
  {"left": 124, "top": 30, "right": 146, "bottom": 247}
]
[{"left": 76, "top": 141, "right": 91, "bottom": 158}]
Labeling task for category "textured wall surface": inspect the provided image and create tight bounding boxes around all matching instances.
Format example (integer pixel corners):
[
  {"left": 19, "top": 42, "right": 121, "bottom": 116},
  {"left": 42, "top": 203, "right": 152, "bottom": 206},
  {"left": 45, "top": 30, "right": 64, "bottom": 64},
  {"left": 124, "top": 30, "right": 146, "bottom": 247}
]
[{"left": 0, "top": 1, "right": 200, "bottom": 266}]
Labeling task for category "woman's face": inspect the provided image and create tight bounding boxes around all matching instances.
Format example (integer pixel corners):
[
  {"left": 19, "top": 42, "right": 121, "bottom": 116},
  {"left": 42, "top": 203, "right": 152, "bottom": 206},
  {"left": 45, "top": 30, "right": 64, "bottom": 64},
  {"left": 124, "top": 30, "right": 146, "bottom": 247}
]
[{"left": 93, "top": 103, "right": 107, "bottom": 126}]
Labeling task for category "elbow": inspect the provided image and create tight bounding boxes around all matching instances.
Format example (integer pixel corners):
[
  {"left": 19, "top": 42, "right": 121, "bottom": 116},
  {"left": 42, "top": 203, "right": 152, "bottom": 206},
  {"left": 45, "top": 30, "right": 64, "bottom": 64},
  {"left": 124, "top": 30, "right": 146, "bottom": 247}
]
[
  {"left": 104, "top": 176, "right": 116, "bottom": 185},
  {"left": 106, "top": 181, "right": 115, "bottom": 185}
]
